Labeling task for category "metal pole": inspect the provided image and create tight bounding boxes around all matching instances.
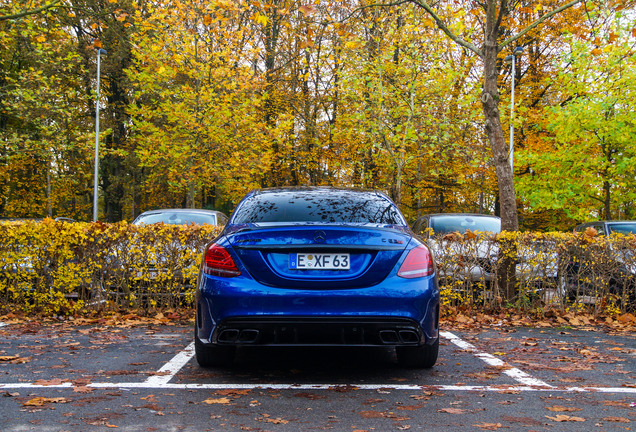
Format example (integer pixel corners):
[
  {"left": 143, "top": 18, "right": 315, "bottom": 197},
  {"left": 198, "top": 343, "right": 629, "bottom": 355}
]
[
  {"left": 509, "top": 55, "right": 515, "bottom": 171},
  {"left": 93, "top": 49, "right": 104, "bottom": 222}
]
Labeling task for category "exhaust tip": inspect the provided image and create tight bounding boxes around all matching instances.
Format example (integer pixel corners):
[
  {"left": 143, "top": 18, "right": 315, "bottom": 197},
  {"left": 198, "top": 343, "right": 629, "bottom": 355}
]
[
  {"left": 238, "top": 329, "right": 259, "bottom": 343},
  {"left": 398, "top": 330, "right": 420, "bottom": 344},
  {"left": 379, "top": 330, "right": 399, "bottom": 344},
  {"left": 218, "top": 329, "right": 239, "bottom": 343}
]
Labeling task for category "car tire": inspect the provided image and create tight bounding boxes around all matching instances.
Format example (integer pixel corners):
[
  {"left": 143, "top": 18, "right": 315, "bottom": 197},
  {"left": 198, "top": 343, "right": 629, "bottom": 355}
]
[
  {"left": 396, "top": 338, "right": 439, "bottom": 368},
  {"left": 194, "top": 325, "right": 235, "bottom": 368}
]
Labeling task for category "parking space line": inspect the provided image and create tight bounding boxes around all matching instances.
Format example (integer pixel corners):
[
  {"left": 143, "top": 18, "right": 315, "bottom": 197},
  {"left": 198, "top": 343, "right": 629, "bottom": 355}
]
[
  {"left": 3, "top": 332, "right": 634, "bottom": 393},
  {"left": 440, "top": 331, "right": 553, "bottom": 388},
  {"left": 1, "top": 382, "right": 635, "bottom": 393},
  {"left": 143, "top": 342, "right": 195, "bottom": 386}
]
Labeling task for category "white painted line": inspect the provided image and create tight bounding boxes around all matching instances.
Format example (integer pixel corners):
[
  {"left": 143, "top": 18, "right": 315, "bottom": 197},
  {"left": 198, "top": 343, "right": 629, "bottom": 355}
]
[
  {"left": 3, "top": 332, "right": 632, "bottom": 394},
  {"left": 0, "top": 382, "right": 634, "bottom": 393},
  {"left": 441, "top": 331, "right": 553, "bottom": 388},
  {"left": 144, "top": 342, "right": 195, "bottom": 385}
]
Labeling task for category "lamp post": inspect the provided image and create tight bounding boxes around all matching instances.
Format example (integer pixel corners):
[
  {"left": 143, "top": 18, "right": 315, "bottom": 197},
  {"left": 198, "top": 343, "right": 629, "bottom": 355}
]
[
  {"left": 93, "top": 48, "right": 106, "bottom": 222},
  {"left": 504, "top": 46, "right": 523, "bottom": 172}
]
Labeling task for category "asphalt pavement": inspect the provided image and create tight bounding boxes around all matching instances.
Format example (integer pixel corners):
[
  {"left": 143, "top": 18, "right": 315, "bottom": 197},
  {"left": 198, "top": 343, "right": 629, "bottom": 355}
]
[{"left": 0, "top": 320, "right": 634, "bottom": 431}]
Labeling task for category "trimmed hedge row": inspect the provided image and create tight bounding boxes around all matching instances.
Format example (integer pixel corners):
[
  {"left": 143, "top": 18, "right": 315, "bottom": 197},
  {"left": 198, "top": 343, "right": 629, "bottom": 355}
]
[
  {"left": 1, "top": 220, "right": 634, "bottom": 315},
  {"left": 0, "top": 219, "right": 221, "bottom": 314},
  {"left": 430, "top": 230, "right": 636, "bottom": 314}
]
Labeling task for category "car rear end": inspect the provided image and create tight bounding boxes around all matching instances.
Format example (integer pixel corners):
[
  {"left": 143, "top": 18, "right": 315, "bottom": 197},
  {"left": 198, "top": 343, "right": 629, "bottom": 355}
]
[{"left": 195, "top": 188, "right": 440, "bottom": 367}]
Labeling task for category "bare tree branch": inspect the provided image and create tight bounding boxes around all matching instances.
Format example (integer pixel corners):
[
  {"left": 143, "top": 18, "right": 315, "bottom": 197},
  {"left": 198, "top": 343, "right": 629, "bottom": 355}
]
[
  {"left": 495, "top": 0, "right": 507, "bottom": 33},
  {"left": 500, "top": 0, "right": 585, "bottom": 48},
  {"left": 407, "top": 0, "right": 482, "bottom": 57},
  {"left": 0, "top": 0, "right": 63, "bottom": 21}
]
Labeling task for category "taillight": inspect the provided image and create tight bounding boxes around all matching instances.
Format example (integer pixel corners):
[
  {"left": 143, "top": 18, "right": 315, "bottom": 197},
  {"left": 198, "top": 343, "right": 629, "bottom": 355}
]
[
  {"left": 203, "top": 244, "right": 241, "bottom": 277},
  {"left": 398, "top": 245, "right": 434, "bottom": 278}
]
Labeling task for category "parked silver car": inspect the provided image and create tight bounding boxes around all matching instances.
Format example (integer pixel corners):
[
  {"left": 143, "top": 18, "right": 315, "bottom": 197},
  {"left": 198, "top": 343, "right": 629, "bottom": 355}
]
[
  {"left": 412, "top": 213, "right": 558, "bottom": 291},
  {"left": 132, "top": 209, "right": 228, "bottom": 226},
  {"left": 561, "top": 221, "right": 636, "bottom": 305}
]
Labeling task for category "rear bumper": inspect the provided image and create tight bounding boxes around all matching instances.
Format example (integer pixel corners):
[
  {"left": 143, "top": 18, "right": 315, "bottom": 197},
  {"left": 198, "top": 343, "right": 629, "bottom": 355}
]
[
  {"left": 203, "top": 317, "right": 432, "bottom": 347},
  {"left": 196, "top": 273, "right": 439, "bottom": 347}
]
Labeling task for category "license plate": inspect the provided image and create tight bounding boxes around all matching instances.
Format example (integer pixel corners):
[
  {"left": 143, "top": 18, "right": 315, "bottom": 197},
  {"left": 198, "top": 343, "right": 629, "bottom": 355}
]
[{"left": 289, "top": 253, "right": 350, "bottom": 270}]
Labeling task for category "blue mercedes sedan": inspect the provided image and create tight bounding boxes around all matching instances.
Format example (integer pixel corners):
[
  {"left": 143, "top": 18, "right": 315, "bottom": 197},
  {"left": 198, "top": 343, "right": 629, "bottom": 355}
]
[{"left": 194, "top": 187, "right": 440, "bottom": 368}]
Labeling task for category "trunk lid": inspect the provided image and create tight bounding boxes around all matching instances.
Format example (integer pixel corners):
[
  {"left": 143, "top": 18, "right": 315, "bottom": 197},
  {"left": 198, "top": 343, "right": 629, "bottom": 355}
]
[{"left": 228, "top": 225, "right": 411, "bottom": 289}]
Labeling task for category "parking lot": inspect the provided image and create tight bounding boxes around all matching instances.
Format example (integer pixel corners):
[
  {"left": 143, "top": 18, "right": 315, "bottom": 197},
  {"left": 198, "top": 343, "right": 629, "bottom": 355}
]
[{"left": 1, "top": 321, "right": 634, "bottom": 431}]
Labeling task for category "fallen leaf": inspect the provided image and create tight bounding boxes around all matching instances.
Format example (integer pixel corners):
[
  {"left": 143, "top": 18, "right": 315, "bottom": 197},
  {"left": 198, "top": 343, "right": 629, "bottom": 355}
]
[
  {"left": 202, "top": 397, "right": 231, "bottom": 405},
  {"left": 264, "top": 417, "right": 289, "bottom": 424},
  {"left": 546, "top": 415, "right": 585, "bottom": 422},
  {"left": 0, "top": 355, "right": 20, "bottom": 361},
  {"left": 473, "top": 423, "right": 503, "bottom": 430},
  {"left": 33, "top": 379, "right": 64, "bottom": 386},
  {"left": 617, "top": 313, "right": 635, "bottom": 324},
  {"left": 23, "top": 397, "right": 69, "bottom": 406},
  {"left": 359, "top": 410, "right": 385, "bottom": 418},
  {"left": 217, "top": 389, "right": 250, "bottom": 396},
  {"left": 501, "top": 416, "right": 542, "bottom": 426},
  {"left": 602, "top": 417, "right": 630, "bottom": 423},
  {"left": 73, "top": 386, "right": 94, "bottom": 393},
  {"left": 397, "top": 404, "right": 426, "bottom": 411},
  {"left": 437, "top": 408, "right": 466, "bottom": 414},
  {"left": 546, "top": 406, "right": 582, "bottom": 412}
]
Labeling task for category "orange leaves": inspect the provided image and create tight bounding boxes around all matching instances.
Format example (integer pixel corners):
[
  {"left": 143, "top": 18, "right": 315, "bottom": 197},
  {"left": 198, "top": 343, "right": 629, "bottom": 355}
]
[
  {"left": 545, "top": 414, "right": 586, "bottom": 422},
  {"left": 298, "top": 5, "right": 317, "bottom": 16},
  {"left": 583, "top": 226, "right": 598, "bottom": 238},
  {"left": 23, "top": 396, "right": 69, "bottom": 407},
  {"left": 0, "top": 355, "right": 30, "bottom": 364},
  {"left": 259, "top": 414, "right": 289, "bottom": 424},
  {"left": 202, "top": 397, "right": 231, "bottom": 404},
  {"left": 437, "top": 407, "right": 467, "bottom": 414},
  {"left": 472, "top": 423, "right": 503, "bottom": 430}
]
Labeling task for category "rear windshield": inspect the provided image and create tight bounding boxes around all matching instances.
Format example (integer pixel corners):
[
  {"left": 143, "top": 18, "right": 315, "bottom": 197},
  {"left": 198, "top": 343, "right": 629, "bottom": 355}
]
[
  {"left": 232, "top": 189, "right": 406, "bottom": 225},
  {"left": 430, "top": 215, "right": 501, "bottom": 234},
  {"left": 607, "top": 223, "right": 636, "bottom": 235},
  {"left": 133, "top": 212, "right": 217, "bottom": 225}
]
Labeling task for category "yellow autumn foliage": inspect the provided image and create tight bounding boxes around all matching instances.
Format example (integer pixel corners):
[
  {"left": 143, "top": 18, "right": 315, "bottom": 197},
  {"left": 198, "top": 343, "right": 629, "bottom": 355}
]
[
  {"left": 1, "top": 220, "right": 634, "bottom": 316},
  {"left": 0, "top": 219, "right": 221, "bottom": 314}
]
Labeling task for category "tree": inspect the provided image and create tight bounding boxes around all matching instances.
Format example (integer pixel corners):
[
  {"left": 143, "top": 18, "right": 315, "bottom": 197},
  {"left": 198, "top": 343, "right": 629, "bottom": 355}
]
[
  {"left": 404, "top": 0, "right": 585, "bottom": 232},
  {"left": 0, "top": 0, "right": 63, "bottom": 22},
  {"left": 0, "top": 0, "right": 93, "bottom": 218},
  {"left": 517, "top": 13, "right": 636, "bottom": 221},
  {"left": 381, "top": 0, "right": 586, "bottom": 300}
]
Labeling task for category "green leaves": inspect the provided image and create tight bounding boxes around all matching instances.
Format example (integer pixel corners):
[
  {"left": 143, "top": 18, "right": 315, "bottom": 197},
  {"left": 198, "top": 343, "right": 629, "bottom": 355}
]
[{"left": 517, "top": 18, "right": 636, "bottom": 220}]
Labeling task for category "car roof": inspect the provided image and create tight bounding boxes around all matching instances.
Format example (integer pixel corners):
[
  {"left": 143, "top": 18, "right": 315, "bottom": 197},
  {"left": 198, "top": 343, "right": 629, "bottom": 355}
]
[
  {"left": 422, "top": 213, "right": 500, "bottom": 219},
  {"left": 137, "top": 208, "right": 224, "bottom": 215},
  {"left": 575, "top": 220, "right": 636, "bottom": 226},
  {"left": 249, "top": 186, "right": 389, "bottom": 197}
]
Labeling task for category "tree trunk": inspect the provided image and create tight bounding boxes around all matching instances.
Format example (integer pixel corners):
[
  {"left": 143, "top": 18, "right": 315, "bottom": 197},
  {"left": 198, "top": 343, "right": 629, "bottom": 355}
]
[
  {"left": 481, "top": 40, "right": 519, "bottom": 231},
  {"left": 603, "top": 180, "right": 611, "bottom": 220},
  {"left": 481, "top": 2, "right": 517, "bottom": 301},
  {"left": 264, "top": 4, "right": 283, "bottom": 187}
]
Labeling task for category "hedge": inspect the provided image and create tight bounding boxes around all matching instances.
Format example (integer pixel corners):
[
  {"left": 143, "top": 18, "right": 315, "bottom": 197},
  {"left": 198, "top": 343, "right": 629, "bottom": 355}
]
[
  {"left": 0, "top": 219, "right": 221, "bottom": 314},
  {"left": 0, "top": 219, "right": 634, "bottom": 315}
]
